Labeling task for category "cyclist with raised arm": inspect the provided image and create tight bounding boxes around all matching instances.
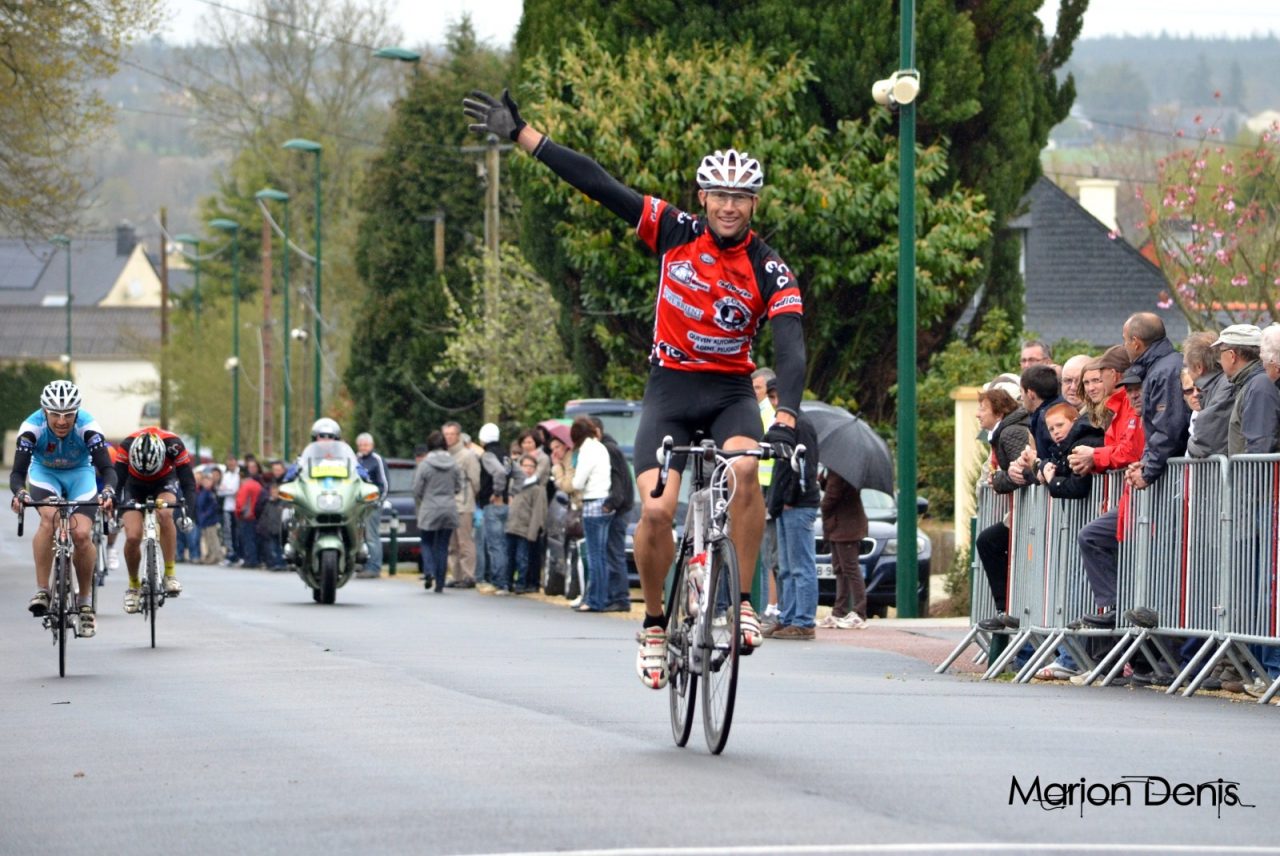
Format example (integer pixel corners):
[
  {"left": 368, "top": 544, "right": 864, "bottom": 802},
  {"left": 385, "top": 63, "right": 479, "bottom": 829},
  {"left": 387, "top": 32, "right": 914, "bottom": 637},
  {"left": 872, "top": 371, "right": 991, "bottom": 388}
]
[
  {"left": 9, "top": 381, "right": 117, "bottom": 636},
  {"left": 463, "top": 90, "right": 806, "bottom": 690},
  {"left": 113, "top": 427, "right": 197, "bottom": 613}
]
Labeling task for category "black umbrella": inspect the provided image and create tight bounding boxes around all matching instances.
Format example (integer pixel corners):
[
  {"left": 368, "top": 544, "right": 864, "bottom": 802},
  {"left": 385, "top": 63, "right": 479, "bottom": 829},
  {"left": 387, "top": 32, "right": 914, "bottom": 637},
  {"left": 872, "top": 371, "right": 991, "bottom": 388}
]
[{"left": 798, "top": 401, "right": 894, "bottom": 494}]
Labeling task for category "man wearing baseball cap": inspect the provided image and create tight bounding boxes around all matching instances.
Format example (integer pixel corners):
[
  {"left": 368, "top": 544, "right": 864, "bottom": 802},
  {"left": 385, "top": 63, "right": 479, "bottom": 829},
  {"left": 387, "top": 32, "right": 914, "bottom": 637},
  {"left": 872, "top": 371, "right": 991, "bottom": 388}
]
[{"left": 1213, "top": 324, "right": 1280, "bottom": 454}]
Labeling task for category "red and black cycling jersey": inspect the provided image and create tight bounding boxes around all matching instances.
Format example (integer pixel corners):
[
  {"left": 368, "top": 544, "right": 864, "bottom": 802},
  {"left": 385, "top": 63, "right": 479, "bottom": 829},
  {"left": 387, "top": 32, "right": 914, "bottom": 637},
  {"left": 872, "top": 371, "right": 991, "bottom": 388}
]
[
  {"left": 114, "top": 428, "right": 193, "bottom": 482},
  {"left": 531, "top": 137, "right": 807, "bottom": 413},
  {"left": 636, "top": 195, "right": 801, "bottom": 375}
]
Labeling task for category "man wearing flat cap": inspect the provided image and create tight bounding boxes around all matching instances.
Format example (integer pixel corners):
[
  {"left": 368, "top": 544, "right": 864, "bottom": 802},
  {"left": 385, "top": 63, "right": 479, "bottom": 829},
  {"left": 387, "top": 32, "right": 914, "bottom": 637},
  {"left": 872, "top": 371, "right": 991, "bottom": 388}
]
[{"left": 1214, "top": 324, "right": 1280, "bottom": 454}]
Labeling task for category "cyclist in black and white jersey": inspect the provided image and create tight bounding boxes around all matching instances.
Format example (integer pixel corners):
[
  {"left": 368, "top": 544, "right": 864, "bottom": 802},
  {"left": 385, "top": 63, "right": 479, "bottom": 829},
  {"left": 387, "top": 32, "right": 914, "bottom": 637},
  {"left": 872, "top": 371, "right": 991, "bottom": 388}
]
[{"left": 464, "top": 89, "right": 807, "bottom": 690}]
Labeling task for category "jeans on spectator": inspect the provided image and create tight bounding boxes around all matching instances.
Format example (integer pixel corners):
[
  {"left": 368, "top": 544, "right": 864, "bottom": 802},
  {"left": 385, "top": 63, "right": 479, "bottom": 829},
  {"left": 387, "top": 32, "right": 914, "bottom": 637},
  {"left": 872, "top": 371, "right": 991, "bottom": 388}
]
[
  {"left": 474, "top": 509, "right": 488, "bottom": 582},
  {"left": 363, "top": 512, "right": 382, "bottom": 573},
  {"left": 222, "top": 510, "right": 238, "bottom": 562},
  {"left": 506, "top": 533, "right": 533, "bottom": 591},
  {"left": 775, "top": 506, "right": 818, "bottom": 628},
  {"left": 606, "top": 511, "right": 630, "bottom": 608},
  {"left": 260, "top": 532, "right": 283, "bottom": 569},
  {"left": 483, "top": 505, "right": 510, "bottom": 588},
  {"left": 420, "top": 528, "right": 453, "bottom": 589},
  {"left": 176, "top": 525, "right": 200, "bottom": 562},
  {"left": 237, "top": 518, "right": 260, "bottom": 567},
  {"left": 1078, "top": 510, "right": 1119, "bottom": 609},
  {"left": 582, "top": 510, "right": 614, "bottom": 611}
]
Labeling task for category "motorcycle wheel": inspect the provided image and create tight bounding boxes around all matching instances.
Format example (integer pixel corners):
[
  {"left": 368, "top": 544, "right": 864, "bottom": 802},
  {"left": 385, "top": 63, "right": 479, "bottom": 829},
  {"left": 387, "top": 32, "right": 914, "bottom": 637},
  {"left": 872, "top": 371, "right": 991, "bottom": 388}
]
[{"left": 319, "top": 549, "right": 338, "bottom": 604}]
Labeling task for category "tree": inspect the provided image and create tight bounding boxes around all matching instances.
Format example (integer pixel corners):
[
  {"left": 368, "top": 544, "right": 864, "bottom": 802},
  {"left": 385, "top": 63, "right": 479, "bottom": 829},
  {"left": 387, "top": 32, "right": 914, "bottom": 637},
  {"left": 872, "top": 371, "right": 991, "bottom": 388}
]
[
  {"left": 347, "top": 19, "right": 511, "bottom": 454},
  {"left": 0, "top": 0, "right": 161, "bottom": 237},
  {"left": 514, "top": 0, "right": 1083, "bottom": 417},
  {"left": 515, "top": 32, "right": 992, "bottom": 416},
  {"left": 1145, "top": 114, "right": 1280, "bottom": 330},
  {"left": 0, "top": 362, "right": 62, "bottom": 433}
]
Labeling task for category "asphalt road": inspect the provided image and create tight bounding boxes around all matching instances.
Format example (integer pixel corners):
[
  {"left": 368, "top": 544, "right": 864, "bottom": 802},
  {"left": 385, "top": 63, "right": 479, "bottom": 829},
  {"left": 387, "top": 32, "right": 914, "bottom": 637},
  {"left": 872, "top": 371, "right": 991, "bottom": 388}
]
[{"left": 1, "top": 530, "right": 1277, "bottom": 856}]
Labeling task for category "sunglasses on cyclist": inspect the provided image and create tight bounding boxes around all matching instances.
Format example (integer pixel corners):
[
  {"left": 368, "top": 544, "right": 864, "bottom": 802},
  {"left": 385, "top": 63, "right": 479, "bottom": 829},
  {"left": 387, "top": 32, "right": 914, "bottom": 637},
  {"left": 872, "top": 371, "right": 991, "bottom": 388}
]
[{"left": 705, "top": 190, "right": 757, "bottom": 205}]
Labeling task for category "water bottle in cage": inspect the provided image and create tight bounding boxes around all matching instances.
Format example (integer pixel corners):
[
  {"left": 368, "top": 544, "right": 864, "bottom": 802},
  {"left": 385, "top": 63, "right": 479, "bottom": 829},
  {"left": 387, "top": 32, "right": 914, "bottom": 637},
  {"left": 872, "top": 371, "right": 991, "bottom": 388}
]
[{"left": 687, "top": 551, "right": 708, "bottom": 618}]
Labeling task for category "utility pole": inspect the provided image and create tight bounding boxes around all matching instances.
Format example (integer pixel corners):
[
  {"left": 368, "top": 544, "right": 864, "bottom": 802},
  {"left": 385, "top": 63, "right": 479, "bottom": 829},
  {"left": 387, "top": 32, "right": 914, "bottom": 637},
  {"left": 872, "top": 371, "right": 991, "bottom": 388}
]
[
  {"left": 261, "top": 217, "right": 275, "bottom": 459},
  {"left": 159, "top": 208, "right": 170, "bottom": 430},
  {"left": 462, "top": 136, "right": 512, "bottom": 424},
  {"left": 433, "top": 210, "right": 445, "bottom": 274}
]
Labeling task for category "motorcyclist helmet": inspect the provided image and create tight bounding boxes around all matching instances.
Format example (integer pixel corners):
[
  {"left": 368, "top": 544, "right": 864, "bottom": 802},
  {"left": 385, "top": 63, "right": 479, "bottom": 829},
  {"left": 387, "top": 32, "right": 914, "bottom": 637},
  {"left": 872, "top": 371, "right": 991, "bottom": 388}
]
[
  {"left": 41, "top": 379, "right": 82, "bottom": 414},
  {"left": 128, "top": 430, "right": 166, "bottom": 477},
  {"left": 696, "top": 148, "right": 764, "bottom": 193},
  {"left": 310, "top": 417, "right": 341, "bottom": 440}
]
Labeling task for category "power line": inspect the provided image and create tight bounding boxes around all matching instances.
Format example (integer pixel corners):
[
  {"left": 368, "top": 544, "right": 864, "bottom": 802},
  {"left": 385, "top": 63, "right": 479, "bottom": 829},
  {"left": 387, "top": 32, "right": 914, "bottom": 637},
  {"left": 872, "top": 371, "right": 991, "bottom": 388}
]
[{"left": 1085, "top": 117, "right": 1261, "bottom": 150}]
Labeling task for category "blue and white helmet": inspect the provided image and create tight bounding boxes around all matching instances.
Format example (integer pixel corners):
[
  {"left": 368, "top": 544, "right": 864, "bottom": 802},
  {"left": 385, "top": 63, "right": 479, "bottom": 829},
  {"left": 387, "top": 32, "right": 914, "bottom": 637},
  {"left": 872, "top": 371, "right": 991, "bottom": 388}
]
[
  {"left": 696, "top": 148, "right": 764, "bottom": 193},
  {"left": 40, "top": 380, "right": 82, "bottom": 413}
]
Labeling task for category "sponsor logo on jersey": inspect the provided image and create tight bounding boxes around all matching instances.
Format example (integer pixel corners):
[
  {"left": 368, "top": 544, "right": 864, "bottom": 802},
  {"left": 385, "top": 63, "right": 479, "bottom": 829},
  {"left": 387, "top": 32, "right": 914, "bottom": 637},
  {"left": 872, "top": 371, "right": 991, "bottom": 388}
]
[
  {"left": 712, "top": 296, "right": 751, "bottom": 332},
  {"left": 718, "top": 280, "right": 754, "bottom": 301},
  {"left": 772, "top": 293, "right": 803, "bottom": 311},
  {"left": 46, "top": 442, "right": 57, "bottom": 454},
  {"left": 687, "top": 331, "right": 749, "bottom": 355},
  {"left": 699, "top": 253, "right": 716, "bottom": 265},
  {"left": 666, "top": 260, "right": 711, "bottom": 292},
  {"left": 648, "top": 197, "right": 661, "bottom": 222},
  {"left": 764, "top": 258, "right": 791, "bottom": 276},
  {"left": 656, "top": 340, "right": 693, "bottom": 362},
  {"left": 661, "top": 286, "right": 705, "bottom": 321}
]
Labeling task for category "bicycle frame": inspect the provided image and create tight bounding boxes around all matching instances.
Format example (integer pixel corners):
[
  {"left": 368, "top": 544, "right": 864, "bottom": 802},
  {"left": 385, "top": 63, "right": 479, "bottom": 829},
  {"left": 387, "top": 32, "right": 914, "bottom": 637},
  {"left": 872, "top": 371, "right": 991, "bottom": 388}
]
[{"left": 118, "top": 497, "right": 174, "bottom": 647}]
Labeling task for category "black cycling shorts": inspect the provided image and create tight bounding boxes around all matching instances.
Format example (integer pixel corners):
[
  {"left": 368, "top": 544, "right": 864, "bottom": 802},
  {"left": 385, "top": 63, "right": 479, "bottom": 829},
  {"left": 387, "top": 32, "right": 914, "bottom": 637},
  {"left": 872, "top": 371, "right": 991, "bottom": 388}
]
[
  {"left": 633, "top": 366, "right": 762, "bottom": 477},
  {"left": 119, "top": 476, "right": 180, "bottom": 510}
]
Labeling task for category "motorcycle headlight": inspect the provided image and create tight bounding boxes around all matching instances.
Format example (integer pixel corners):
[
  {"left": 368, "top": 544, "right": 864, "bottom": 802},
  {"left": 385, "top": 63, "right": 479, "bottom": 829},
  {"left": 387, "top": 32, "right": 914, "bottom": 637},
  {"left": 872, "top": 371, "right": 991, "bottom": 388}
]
[{"left": 317, "top": 493, "right": 343, "bottom": 512}]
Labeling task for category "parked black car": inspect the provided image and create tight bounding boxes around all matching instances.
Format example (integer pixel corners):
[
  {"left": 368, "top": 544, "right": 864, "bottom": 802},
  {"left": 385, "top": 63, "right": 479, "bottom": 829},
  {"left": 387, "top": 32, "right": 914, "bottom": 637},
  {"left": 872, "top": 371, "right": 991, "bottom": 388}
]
[
  {"left": 815, "top": 489, "right": 931, "bottom": 617},
  {"left": 379, "top": 457, "right": 421, "bottom": 567}
]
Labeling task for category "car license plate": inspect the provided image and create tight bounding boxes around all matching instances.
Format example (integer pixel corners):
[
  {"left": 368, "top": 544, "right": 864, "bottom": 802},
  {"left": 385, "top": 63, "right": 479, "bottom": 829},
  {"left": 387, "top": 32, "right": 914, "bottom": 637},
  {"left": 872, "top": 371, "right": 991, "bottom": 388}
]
[{"left": 816, "top": 563, "right": 834, "bottom": 578}]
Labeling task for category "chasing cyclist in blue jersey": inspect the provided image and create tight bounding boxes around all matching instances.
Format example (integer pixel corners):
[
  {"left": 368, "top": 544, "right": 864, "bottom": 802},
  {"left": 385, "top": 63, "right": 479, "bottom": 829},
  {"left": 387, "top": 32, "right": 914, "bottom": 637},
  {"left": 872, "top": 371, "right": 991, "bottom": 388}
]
[{"left": 9, "top": 380, "right": 117, "bottom": 637}]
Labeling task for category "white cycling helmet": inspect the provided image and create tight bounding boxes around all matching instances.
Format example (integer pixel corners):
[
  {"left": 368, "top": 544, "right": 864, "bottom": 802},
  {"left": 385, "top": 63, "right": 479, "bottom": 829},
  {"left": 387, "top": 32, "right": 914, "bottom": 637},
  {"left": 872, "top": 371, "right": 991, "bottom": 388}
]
[
  {"left": 696, "top": 148, "right": 764, "bottom": 193},
  {"left": 128, "top": 430, "right": 166, "bottom": 477},
  {"left": 310, "top": 417, "right": 341, "bottom": 440},
  {"left": 41, "top": 379, "right": 82, "bottom": 413}
]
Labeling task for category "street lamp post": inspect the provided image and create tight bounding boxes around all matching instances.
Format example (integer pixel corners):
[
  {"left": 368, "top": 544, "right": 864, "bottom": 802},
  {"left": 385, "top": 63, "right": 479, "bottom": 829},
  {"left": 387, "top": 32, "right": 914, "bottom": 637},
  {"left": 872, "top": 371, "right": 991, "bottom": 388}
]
[
  {"left": 174, "top": 233, "right": 202, "bottom": 458},
  {"left": 255, "top": 189, "right": 291, "bottom": 459},
  {"left": 51, "top": 235, "right": 72, "bottom": 378},
  {"left": 282, "top": 138, "right": 323, "bottom": 421},
  {"left": 210, "top": 218, "right": 241, "bottom": 459}
]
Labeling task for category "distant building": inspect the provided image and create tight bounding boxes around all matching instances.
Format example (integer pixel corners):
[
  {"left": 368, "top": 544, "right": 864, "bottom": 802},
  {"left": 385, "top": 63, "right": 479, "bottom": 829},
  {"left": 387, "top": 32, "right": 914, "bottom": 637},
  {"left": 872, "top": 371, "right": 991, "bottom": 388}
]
[
  {"left": 1011, "top": 177, "right": 1188, "bottom": 348},
  {"left": 0, "top": 224, "right": 162, "bottom": 440}
]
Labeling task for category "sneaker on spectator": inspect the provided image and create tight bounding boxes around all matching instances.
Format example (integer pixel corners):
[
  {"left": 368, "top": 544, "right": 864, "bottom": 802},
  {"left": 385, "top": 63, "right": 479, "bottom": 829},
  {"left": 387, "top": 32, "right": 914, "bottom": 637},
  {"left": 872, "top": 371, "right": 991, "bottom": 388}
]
[
  {"left": 762, "top": 621, "right": 786, "bottom": 638},
  {"left": 835, "top": 612, "right": 867, "bottom": 630},
  {"left": 475, "top": 582, "right": 496, "bottom": 594},
  {"left": 1069, "top": 607, "right": 1116, "bottom": 630},
  {"left": 163, "top": 576, "right": 182, "bottom": 596},
  {"left": 29, "top": 589, "right": 51, "bottom": 617},
  {"left": 1243, "top": 677, "right": 1270, "bottom": 699},
  {"left": 816, "top": 615, "right": 839, "bottom": 629},
  {"left": 635, "top": 627, "right": 668, "bottom": 689},
  {"left": 772, "top": 624, "right": 816, "bottom": 640},
  {"left": 978, "top": 612, "right": 1018, "bottom": 632},
  {"left": 740, "top": 602, "right": 764, "bottom": 650},
  {"left": 1220, "top": 666, "right": 1247, "bottom": 694},
  {"left": 78, "top": 605, "right": 96, "bottom": 638}
]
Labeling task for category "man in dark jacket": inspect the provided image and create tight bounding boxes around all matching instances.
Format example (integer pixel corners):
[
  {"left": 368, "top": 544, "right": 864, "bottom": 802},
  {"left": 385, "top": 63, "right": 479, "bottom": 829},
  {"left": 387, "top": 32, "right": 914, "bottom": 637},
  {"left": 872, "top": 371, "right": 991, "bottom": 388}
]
[
  {"left": 356, "top": 432, "right": 388, "bottom": 578},
  {"left": 1214, "top": 324, "right": 1280, "bottom": 454},
  {"left": 1009, "top": 364, "right": 1064, "bottom": 486},
  {"left": 592, "top": 418, "right": 635, "bottom": 612},
  {"left": 475, "top": 422, "right": 511, "bottom": 593},
  {"left": 816, "top": 470, "right": 868, "bottom": 629},
  {"left": 765, "top": 413, "right": 820, "bottom": 639},
  {"left": 1124, "top": 312, "right": 1191, "bottom": 489}
]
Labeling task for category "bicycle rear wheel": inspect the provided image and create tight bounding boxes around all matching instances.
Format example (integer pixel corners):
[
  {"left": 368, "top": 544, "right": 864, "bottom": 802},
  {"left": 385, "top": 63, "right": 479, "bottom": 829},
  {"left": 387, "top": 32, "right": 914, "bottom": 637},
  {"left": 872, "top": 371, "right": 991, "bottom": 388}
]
[
  {"left": 56, "top": 554, "right": 70, "bottom": 678},
  {"left": 664, "top": 541, "right": 696, "bottom": 748},
  {"left": 699, "top": 538, "right": 740, "bottom": 754}
]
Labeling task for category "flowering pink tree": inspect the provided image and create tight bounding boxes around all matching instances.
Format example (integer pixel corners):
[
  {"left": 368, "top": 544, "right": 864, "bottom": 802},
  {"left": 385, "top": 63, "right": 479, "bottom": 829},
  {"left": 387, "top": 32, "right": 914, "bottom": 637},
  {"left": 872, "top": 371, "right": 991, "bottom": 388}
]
[{"left": 1142, "top": 109, "right": 1280, "bottom": 330}]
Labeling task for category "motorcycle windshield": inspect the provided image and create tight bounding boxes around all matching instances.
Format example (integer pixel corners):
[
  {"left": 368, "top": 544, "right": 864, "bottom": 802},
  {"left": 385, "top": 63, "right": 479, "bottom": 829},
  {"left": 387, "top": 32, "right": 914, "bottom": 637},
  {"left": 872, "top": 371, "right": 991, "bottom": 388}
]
[{"left": 308, "top": 459, "right": 350, "bottom": 479}]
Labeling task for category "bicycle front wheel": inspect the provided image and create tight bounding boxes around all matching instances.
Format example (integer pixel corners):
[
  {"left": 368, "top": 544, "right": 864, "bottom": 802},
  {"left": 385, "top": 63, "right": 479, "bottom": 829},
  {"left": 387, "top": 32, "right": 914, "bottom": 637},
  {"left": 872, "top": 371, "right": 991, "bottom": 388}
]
[
  {"left": 699, "top": 538, "right": 740, "bottom": 754},
  {"left": 56, "top": 555, "right": 71, "bottom": 678},
  {"left": 145, "top": 541, "right": 158, "bottom": 648},
  {"left": 664, "top": 542, "right": 696, "bottom": 748}
]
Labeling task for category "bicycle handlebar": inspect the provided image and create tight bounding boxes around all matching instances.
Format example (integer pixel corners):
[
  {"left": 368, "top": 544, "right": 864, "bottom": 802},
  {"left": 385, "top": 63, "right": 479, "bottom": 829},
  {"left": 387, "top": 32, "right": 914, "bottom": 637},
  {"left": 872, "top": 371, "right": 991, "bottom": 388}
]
[
  {"left": 649, "top": 435, "right": 806, "bottom": 499},
  {"left": 15, "top": 496, "right": 105, "bottom": 538}
]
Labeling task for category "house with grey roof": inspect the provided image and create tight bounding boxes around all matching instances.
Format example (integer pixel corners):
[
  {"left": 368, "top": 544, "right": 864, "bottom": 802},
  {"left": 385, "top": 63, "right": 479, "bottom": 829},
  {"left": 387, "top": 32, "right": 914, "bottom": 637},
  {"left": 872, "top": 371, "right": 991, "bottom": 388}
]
[
  {"left": 1012, "top": 177, "right": 1188, "bottom": 348},
  {"left": 0, "top": 225, "right": 164, "bottom": 443}
]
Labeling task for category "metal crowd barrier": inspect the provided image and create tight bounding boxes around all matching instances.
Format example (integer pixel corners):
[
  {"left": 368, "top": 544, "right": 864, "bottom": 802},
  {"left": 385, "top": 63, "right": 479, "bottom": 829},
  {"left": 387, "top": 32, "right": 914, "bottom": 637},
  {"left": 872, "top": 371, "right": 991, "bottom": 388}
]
[{"left": 940, "top": 456, "right": 1280, "bottom": 705}]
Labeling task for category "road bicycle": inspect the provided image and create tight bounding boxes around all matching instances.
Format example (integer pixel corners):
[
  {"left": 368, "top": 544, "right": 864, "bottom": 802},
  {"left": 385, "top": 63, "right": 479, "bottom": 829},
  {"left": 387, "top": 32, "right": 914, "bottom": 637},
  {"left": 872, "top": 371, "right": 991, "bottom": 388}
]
[
  {"left": 18, "top": 497, "right": 105, "bottom": 677},
  {"left": 118, "top": 497, "right": 188, "bottom": 649},
  {"left": 651, "top": 435, "right": 804, "bottom": 754},
  {"left": 90, "top": 506, "right": 115, "bottom": 611}
]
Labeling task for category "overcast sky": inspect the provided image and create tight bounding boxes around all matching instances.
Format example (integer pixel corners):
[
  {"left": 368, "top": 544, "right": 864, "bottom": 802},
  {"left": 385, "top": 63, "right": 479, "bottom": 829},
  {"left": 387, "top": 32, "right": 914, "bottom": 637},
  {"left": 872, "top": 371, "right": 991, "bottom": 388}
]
[{"left": 160, "top": 0, "right": 1277, "bottom": 47}]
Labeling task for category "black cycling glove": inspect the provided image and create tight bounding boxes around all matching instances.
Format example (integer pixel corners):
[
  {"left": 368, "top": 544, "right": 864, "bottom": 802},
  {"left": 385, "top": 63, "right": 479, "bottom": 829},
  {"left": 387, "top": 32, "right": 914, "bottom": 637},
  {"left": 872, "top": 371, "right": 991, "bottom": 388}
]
[
  {"left": 763, "top": 423, "right": 797, "bottom": 455},
  {"left": 462, "top": 89, "right": 526, "bottom": 142}
]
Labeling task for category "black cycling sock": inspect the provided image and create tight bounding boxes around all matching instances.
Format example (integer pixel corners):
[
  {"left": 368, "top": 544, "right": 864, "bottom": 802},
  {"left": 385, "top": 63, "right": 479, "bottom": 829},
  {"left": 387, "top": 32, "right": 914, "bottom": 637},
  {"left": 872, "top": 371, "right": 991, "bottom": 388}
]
[
  {"left": 740, "top": 593, "right": 753, "bottom": 604},
  {"left": 642, "top": 612, "right": 665, "bottom": 629}
]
